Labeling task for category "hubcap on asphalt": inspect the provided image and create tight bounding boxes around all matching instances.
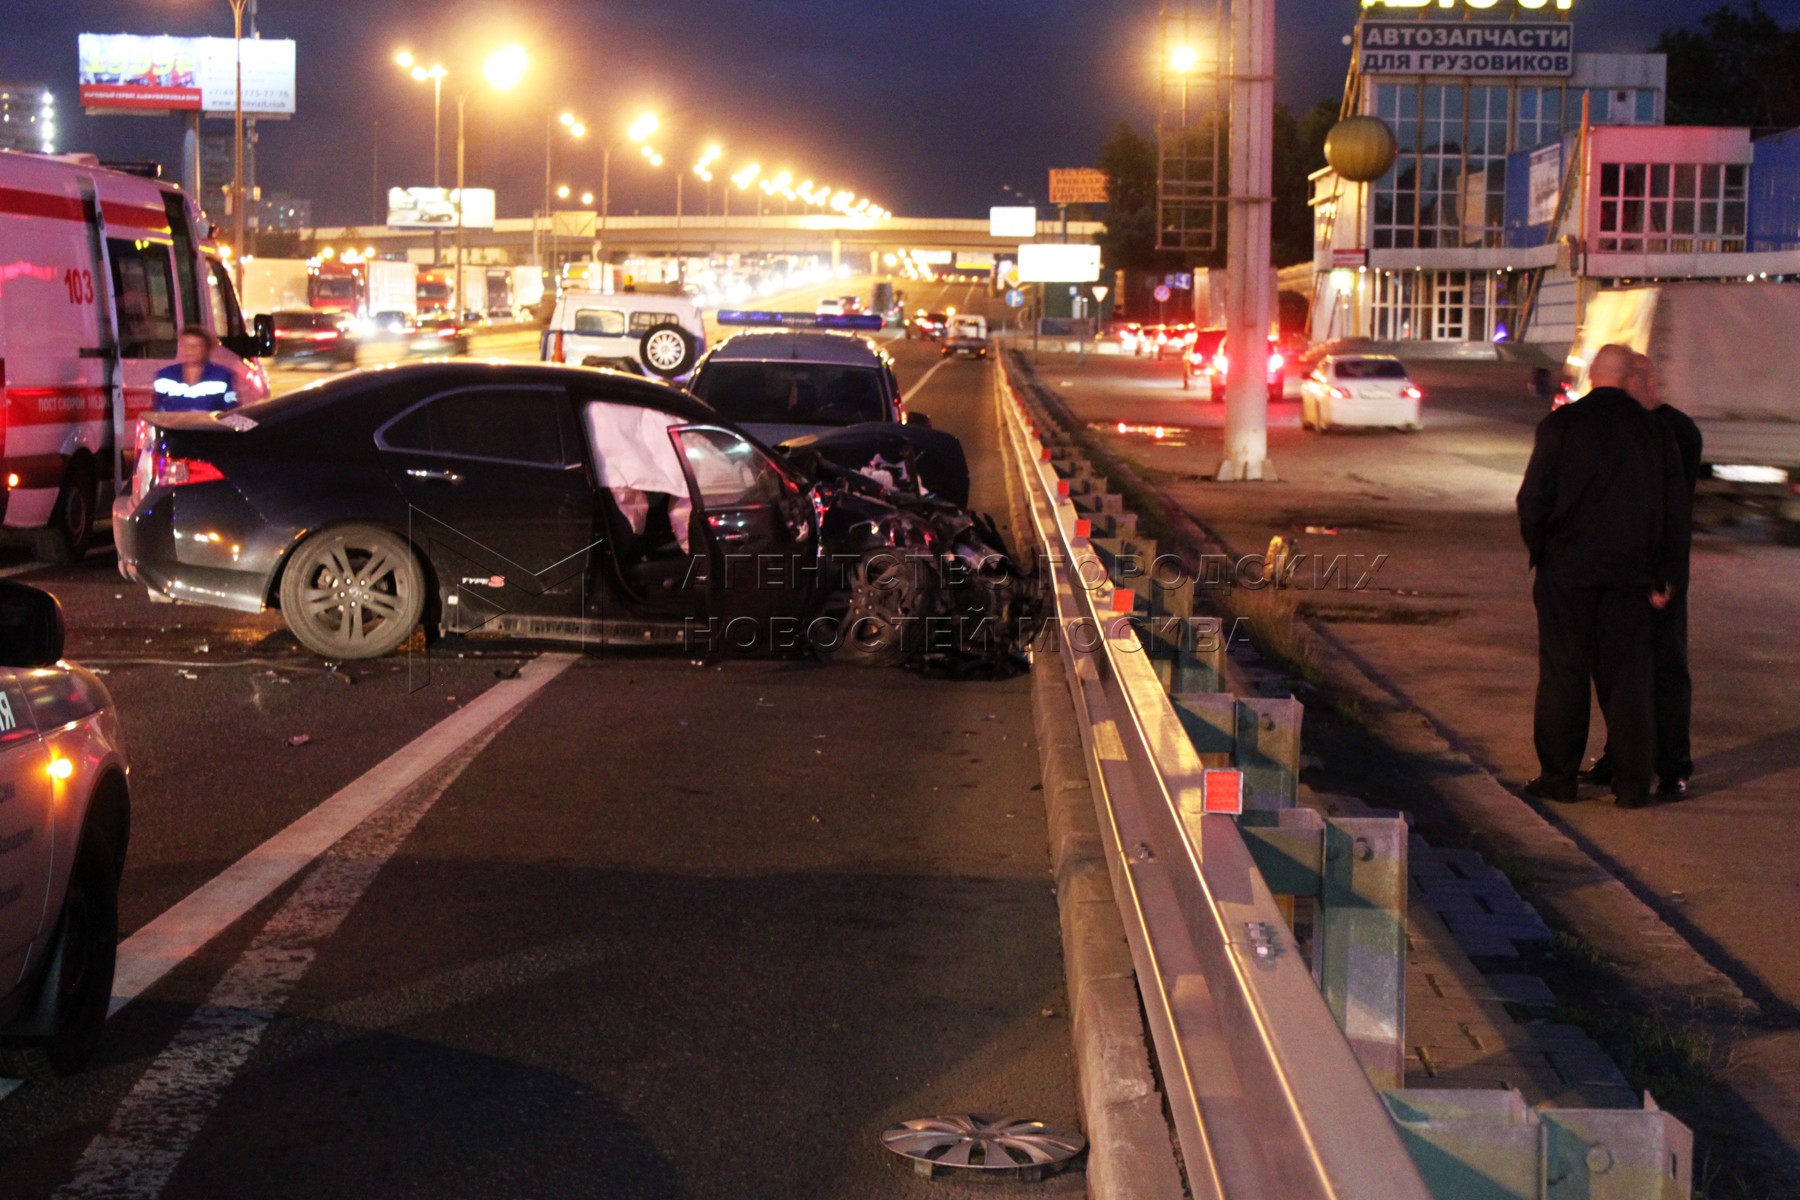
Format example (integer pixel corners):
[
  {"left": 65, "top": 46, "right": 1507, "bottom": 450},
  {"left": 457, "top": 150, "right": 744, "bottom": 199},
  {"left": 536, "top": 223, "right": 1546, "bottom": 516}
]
[{"left": 880, "top": 1114, "right": 1085, "bottom": 1180}]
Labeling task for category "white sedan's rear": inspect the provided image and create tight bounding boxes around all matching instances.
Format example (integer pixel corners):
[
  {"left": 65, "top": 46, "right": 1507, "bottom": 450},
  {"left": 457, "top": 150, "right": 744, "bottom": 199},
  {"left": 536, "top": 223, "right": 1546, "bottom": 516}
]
[{"left": 1300, "top": 355, "right": 1422, "bottom": 432}]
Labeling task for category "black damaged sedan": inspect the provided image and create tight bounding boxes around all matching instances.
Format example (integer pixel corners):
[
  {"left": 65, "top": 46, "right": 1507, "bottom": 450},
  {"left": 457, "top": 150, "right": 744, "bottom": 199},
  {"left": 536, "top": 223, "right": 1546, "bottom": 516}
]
[{"left": 112, "top": 362, "right": 1033, "bottom": 667}]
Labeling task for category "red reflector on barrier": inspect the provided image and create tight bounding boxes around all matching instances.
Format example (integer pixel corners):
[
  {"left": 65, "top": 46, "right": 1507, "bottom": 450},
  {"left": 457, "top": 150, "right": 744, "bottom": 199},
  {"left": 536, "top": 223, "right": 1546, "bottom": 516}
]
[
  {"left": 1040, "top": 447, "right": 1052, "bottom": 462},
  {"left": 1111, "top": 589, "right": 1136, "bottom": 613},
  {"left": 1056, "top": 480, "right": 1070, "bottom": 496},
  {"left": 1203, "top": 769, "right": 1244, "bottom": 815},
  {"left": 1075, "top": 518, "right": 1091, "bottom": 539}
]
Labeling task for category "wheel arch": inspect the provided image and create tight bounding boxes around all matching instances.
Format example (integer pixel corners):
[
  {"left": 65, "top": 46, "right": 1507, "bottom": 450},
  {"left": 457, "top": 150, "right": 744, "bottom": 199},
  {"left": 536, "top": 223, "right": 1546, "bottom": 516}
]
[{"left": 264, "top": 520, "right": 441, "bottom": 628}]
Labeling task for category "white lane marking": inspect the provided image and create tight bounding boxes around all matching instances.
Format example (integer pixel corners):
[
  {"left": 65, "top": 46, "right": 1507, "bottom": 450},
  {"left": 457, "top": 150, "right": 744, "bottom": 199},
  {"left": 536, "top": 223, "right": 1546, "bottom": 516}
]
[
  {"left": 54, "top": 665, "right": 556, "bottom": 1200},
  {"left": 908, "top": 357, "right": 954, "bottom": 397},
  {"left": 108, "top": 652, "right": 578, "bottom": 1017}
]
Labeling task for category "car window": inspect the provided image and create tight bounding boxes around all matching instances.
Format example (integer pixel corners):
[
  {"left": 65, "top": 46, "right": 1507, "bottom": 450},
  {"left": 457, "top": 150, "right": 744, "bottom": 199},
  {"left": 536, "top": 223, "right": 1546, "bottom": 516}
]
[
  {"left": 573, "top": 308, "right": 626, "bottom": 337},
  {"left": 205, "top": 255, "right": 246, "bottom": 336},
  {"left": 381, "top": 387, "right": 572, "bottom": 466},
  {"left": 690, "top": 362, "right": 889, "bottom": 426},
  {"left": 1334, "top": 360, "right": 1409, "bottom": 381},
  {"left": 628, "top": 311, "right": 679, "bottom": 334},
  {"left": 109, "top": 239, "right": 179, "bottom": 358},
  {"left": 673, "top": 427, "right": 783, "bottom": 508}
]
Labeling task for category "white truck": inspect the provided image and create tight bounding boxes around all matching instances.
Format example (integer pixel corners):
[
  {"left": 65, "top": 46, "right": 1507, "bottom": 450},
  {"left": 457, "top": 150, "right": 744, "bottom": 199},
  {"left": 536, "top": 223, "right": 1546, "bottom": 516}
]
[
  {"left": 483, "top": 265, "right": 542, "bottom": 321},
  {"left": 457, "top": 265, "right": 487, "bottom": 321},
  {"left": 1566, "top": 283, "right": 1800, "bottom": 542},
  {"left": 365, "top": 259, "right": 417, "bottom": 319},
  {"left": 238, "top": 257, "right": 311, "bottom": 316}
]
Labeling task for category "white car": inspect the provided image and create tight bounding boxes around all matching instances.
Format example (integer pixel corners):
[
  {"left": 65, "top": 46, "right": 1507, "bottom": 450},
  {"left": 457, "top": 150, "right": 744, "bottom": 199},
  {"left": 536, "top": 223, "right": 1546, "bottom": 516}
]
[
  {"left": 541, "top": 290, "right": 707, "bottom": 381},
  {"left": 815, "top": 297, "right": 846, "bottom": 317},
  {"left": 1300, "top": 355, "right": 1423, "bottom": 432}
]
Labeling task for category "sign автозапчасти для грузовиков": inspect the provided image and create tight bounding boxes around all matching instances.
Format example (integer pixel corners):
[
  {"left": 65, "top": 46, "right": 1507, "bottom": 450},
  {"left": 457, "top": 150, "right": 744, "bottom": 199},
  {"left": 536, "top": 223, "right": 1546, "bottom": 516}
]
[{"left": 1360, "top": 21, "right": 1574, "bottom": 77}]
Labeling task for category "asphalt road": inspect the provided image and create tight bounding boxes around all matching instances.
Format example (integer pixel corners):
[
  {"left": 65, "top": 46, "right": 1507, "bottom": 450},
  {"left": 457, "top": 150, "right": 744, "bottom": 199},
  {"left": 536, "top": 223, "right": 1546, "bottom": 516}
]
[{"left": 0, "top": 307, "right": 1083, "bottom": 1198}]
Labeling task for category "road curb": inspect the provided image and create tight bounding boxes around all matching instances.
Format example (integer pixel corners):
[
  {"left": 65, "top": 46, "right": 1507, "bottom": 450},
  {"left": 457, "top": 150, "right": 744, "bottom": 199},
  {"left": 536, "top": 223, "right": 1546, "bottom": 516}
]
[
  {"left": 1032, "top": 650, "right": 1188, "bottom": 1200},
  {"left": 993, "top": 363, "right": 1186, "bottom": 1198}
]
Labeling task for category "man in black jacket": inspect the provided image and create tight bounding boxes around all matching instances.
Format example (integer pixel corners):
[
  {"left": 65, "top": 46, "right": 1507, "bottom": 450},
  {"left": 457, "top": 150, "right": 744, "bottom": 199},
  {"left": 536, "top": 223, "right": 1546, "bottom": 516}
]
[
  {"left": 1583, "top": 352, "right": 1704, "bottom": 797},
  {"left": 1516, "top": 344, "right": 1690, "bottom": 808}
]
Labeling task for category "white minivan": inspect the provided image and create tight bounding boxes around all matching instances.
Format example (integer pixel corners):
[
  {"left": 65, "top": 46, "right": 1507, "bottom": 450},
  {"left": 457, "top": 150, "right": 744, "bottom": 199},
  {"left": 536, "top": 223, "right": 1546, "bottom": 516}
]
[
  {"left": 541, "top": 290, "right": 706, "bottom": 381},
  {"left": 0, "top": 151, "right": 272, "bottom": 560}
]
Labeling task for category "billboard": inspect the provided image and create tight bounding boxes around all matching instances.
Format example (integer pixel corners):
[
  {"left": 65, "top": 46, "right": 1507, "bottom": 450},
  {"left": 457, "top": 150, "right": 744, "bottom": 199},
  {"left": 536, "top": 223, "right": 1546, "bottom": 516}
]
[
  {"left": 1527, "top": 143, "right": 1563, "bottom": 227},
  {"left": 387, "top": 187, "right": 496, "bottom": 230},
  {"left": 78, "top": 33, "right": 297, "bottom": 114},
  {"left": 1048, "top": 169, "right": 1109, "bottom": 205},
  {"left": 1017, "top": 243, "right": 1102, "bottom": 284},
  {"left": 989, "top": 206, "right": 1037, "bottom": 239}
]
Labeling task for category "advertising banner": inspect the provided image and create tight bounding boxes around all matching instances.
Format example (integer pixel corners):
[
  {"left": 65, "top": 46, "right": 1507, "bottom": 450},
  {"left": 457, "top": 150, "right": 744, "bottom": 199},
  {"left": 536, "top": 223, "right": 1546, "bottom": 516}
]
[
  {"left": 1528, "top": 143, "right": 1564, "bottom": 227},
  {"left": 989, "top": 206, "right": 1037, "bottom": 239},
  {"left": 1048, "top": 169, "right": 1109, "bottom": 206},
  {"left": 78, "top": 33, "right": 297, "bottom": 114},
  {"left": 387, "top": 187, "right": 496, "bottom": 230},
  {"left": 1360, "top": 21, "right": 1573, "bottom": 77},
  {"left": 1017, "top": 243, "right": 1102, "bottom": 284}
]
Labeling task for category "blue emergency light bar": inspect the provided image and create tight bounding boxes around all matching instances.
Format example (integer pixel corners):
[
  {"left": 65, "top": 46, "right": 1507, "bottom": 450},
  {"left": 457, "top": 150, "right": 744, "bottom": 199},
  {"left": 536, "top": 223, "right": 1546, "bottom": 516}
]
[{"left": 715, "top": 310, "right": 886, "bottom": 332}]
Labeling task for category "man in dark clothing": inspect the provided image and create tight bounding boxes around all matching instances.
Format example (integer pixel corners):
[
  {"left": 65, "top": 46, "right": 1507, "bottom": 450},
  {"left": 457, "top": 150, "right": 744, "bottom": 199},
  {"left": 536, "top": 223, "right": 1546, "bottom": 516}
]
[
  {"left": 1516, "top": 343, "right": 1690, "bottom": 808},
  {"left": 1584, "top": 353, "right": 1704, "bottom": 797}
]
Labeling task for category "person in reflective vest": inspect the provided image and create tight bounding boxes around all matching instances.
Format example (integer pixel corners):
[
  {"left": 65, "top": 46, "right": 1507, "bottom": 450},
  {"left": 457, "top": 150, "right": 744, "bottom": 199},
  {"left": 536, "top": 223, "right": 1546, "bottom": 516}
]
[{"left": 153, "top": 326, "right": 240, "bottom": 412}]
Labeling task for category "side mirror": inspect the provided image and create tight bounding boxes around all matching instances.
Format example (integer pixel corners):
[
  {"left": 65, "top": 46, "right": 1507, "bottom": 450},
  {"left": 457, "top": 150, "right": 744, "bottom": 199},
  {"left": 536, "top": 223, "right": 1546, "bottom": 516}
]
[
  {"left": 221, "top": 313, "right": 276, "bottom": 360},
  {"left": 0, "top": 581, "right": 65, "bottom": 668}
]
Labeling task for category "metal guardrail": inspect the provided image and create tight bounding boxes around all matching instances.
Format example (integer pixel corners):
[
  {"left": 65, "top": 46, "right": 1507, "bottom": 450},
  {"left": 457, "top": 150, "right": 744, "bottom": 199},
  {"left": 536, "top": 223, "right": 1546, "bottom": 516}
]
[{"left": 995, "top": 361, "right": 1437, "bottom": 1200}]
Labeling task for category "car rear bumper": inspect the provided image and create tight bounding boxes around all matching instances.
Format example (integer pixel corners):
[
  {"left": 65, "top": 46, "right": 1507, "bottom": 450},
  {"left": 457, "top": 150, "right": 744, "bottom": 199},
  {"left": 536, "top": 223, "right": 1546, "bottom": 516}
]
[
  {"left": 112, "top": 487, "right": 284, "bottom": 613},
  {"left": 1329, "top": 395, "right": 1421, "bottom": 427}
]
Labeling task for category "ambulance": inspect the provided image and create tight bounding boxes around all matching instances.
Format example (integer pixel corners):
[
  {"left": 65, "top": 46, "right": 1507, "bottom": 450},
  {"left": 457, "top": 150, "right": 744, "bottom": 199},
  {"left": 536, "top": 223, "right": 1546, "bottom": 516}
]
[{"left": 0, "top": 151, "right": 272, "bottom": 562}]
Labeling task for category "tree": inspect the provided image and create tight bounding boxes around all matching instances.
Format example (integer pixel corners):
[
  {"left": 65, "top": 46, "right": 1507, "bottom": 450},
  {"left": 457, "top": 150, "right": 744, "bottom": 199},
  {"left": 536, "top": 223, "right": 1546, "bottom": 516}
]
[
  {"left": 1272, "top": 100, "right": 1340, "bottom": 267},
  {"left": 1655, "top": 2, "right": 1800, "bottom": 130},
  {"left": 1097, "top": 120, "right": 1160, "bottom": 272}
]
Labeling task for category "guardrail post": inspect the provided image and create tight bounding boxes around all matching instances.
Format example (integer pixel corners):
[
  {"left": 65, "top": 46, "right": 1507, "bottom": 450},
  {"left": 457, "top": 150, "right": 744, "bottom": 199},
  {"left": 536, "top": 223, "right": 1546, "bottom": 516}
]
[
  {"left": 1381, "top": 1091, "right": 1694, "bottom": 1200},
  {"left": 1236, "top": 697, "right": 1302, "bottom": 808},
  {"left": 1321, "top": 817, "right": 1408, "bottom": 1091}
]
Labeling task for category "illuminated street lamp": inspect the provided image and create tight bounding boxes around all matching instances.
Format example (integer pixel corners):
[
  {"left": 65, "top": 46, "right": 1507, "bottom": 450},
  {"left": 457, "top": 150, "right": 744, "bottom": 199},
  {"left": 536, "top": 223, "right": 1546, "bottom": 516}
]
[
  {"left": 396, "top": 52, "right": 449, "bottom": 261},
  {"left": 453, "top": 44, "right": 529, "bottom": 317},
  {"left": 540, "top": 109, "right": 587, "bottom": 268},
  {"left": 599, "top": 112, "right": 659, "bottom": 281}
]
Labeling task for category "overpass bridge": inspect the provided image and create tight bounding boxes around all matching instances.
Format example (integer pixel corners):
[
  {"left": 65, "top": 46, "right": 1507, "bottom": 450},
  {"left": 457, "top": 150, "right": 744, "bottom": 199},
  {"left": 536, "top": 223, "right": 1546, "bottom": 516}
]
[{"left": 304, "top": 212, "right": 1104, "bottom": 270}]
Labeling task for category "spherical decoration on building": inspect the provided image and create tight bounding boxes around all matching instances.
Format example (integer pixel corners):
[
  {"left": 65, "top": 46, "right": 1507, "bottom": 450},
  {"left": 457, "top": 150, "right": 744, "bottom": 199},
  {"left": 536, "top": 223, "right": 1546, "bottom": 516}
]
[{"left": 1325, "top": 116, "right": 1399, "bottom": 183}]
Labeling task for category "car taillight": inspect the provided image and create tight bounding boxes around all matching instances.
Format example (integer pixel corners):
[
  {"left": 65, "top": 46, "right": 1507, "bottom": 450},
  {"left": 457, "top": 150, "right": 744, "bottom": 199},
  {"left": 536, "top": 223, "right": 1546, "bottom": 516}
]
[
  {"left": 1329, "top": 386, "right": 1350, "bottom": 400},
  {"left": 153, "top": 454, "right": 226, "bottom": 489},
  {"left": 550, "top": 330, "right": 565, "bottom": 363},
  {"left": 1403, "top": 385, "right": 1423, "bottom": 400},
  {"left": 1268, "top": 352, "right": 1285, "bottom": 372},
  {"left": 1213, "top": 352, "right": 1229, "bottom": 375},
  {"left": 438, "top": 327, "right": 457, "bottom": 339}
]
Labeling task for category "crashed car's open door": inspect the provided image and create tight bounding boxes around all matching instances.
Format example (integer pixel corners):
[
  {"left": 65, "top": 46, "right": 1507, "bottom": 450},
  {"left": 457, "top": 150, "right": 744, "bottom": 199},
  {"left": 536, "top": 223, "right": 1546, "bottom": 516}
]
[{"left": 669, "top": 425, "right": 821, "bottom": 656}]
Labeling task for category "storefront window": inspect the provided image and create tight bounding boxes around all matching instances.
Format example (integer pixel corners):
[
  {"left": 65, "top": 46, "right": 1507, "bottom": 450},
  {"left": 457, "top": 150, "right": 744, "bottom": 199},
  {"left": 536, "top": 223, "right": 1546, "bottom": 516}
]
[{"left": 1596, "top": 158, "right": 1748, "bottom": 253}]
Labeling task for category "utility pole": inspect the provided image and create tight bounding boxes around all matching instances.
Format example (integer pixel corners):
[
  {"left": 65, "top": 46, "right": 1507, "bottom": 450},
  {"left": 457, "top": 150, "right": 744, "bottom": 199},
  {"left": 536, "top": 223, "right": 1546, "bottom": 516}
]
[
  {"left": 1218, "top": 0, "right": 1276, "bottom": 481},
  {"left": 244, "top": 0, "right": 258, "bottom": 259}
]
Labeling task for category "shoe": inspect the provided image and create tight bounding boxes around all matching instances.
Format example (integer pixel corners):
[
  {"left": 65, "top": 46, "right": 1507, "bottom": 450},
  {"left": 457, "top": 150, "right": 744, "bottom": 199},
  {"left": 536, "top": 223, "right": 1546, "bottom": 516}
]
[
  {"left": 1578, "top": 757, "right": 1614, "bottom": 785},
  {"left": 1656, "top": 777, "right": 1690, "bottom": 800},
  {"left": 1524, "top": 776, "right": 1579, "bottom": 804}
]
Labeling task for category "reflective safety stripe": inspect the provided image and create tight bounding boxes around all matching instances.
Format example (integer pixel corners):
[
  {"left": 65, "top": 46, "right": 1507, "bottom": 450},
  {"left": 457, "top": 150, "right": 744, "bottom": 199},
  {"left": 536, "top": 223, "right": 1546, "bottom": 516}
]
[{"left": 151, "top": 378, "right": 231, "bottom": 398}]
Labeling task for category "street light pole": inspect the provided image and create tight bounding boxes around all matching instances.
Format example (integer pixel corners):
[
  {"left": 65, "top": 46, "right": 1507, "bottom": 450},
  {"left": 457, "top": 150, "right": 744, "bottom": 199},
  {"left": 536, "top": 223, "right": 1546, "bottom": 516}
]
[
  {"left": 431, "top": 70, "right": 443, "bottom": 263},
  {"left": 1219, "top": 0, "right": 1277, "bottom": 481},
  {"left": 455, "top": 88, "right": 468, "bottom": 320},
  {"left": 675, "top": 169, "right": 684, "bottom": 286},
  {"left": 227, "top": 0, "right": 247, "bottom": 288}
]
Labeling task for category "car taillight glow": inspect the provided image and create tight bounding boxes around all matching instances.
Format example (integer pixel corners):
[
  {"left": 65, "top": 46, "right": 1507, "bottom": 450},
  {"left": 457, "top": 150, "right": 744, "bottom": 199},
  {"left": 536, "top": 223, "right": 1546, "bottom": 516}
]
[
  {"left": 153, "top": 454, "right": 226, "bottom": 489},
  {"left": 438, "top": 327, "right": 457, "bottom": 338},
  {"left": 1329, "top": 386, "right": 1350, "bottom": 400},
  {"left": 306, "top": 330, "right": 340, "bottom": 342},
  {"left": 1403, "top": 385, "right": 1423, "bottom": 400},
  {"left": 1268, "top": 352, "right": 1285, "bottom": 372},
  {"left": 550, "top": 330, "right": 565, "bottom": 363}
]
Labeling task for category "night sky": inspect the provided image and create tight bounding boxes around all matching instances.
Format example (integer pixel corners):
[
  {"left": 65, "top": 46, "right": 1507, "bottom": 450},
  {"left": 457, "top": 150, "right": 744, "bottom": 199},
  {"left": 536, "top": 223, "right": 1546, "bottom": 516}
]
[{"left": 3, "top": 0, "right": 1759, "bottom": 226}]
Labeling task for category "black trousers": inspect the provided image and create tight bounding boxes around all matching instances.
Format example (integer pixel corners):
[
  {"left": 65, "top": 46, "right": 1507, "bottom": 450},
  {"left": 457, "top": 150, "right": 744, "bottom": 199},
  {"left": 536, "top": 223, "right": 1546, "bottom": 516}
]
[
  {"left": 1532, "top": 576, "right": 1656, "bottom": 800},
  {"left": 1596, "top": 587, "right": 1693, "bottom": 782}
]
